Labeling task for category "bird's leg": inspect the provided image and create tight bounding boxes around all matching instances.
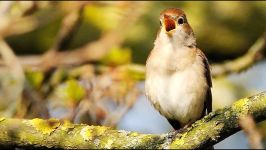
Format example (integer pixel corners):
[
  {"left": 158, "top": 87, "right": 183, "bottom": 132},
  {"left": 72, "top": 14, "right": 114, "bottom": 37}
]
[
  {"left": 183, "top": 122, "right": 193, "bottom": 129},
  {"left": 174, "top": 128, "right": 186, "bottom": 134},
  {"left": 175, "top": 122, "right": 193, "bottom": 134}
]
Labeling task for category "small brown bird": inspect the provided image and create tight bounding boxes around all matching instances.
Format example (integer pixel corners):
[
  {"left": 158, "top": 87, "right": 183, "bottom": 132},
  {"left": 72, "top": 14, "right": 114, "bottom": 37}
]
[{"left": 145, "top": 8, "right": 212, "bottom": 130}]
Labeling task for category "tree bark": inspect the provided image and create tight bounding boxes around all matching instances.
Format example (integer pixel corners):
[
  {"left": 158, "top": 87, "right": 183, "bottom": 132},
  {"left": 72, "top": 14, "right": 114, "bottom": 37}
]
[{"left": 0, "top": 91, "right": 265, "bottom": 149}]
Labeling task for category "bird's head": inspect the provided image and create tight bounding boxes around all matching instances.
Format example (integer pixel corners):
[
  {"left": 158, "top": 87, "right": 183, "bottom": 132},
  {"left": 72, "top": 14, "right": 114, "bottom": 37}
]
[{"left": 159, "top": 8, "right": 196, "bottom": 47}]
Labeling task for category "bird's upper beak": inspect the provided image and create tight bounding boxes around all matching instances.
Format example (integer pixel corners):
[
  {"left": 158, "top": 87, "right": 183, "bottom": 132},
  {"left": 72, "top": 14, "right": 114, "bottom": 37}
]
[{"left": 163, "top": 14, "right": 176, "bottom": 33}]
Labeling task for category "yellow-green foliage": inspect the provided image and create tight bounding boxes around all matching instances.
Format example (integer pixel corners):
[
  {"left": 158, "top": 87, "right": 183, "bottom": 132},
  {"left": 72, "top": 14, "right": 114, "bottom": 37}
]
[
  {"left": 101, "top": 47, "right": 132, "bottom": 66},
  {"left": 83, "top": 5, "right": 122, "bottom": 31},
  {"left": 0, "top": 117, "right": 5, "bottom": 122},
  {"left": 56, "top": 79, "right": 86, "bottom": 103},
  {"left": 25, "top": 70, "right": 44, "bottom": 89},
  {"left": 126, "top": 65, "right": 145, "bottom": 81}
]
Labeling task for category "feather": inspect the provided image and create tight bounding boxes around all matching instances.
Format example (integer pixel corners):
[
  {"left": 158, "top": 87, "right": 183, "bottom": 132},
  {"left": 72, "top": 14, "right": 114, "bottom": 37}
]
[{"left": 198, "top": 49, "right": 212, "bottom": 116}]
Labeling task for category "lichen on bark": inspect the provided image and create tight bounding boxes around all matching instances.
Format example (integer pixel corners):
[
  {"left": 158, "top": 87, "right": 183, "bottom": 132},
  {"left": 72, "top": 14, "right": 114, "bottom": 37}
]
[{"left": 0, "top": 91, "right": 265, "bottom": 149}]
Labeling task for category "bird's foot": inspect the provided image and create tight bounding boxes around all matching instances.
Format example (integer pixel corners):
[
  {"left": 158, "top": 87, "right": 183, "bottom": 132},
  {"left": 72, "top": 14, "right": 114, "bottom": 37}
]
[
  {"left": 183, "top": 123, "right": 192, "bottom": 129},
  {"left": 174, "top": 123, "right": 193, "bottom": 134},
  {"left": 175, "top": 128, "right": 186, "bottom": 134}
]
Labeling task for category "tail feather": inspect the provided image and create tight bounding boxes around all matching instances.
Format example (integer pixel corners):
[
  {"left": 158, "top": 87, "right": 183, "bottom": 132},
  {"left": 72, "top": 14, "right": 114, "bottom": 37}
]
[{"left": 167, "top": 119, "right": 181, "bottom": 130}]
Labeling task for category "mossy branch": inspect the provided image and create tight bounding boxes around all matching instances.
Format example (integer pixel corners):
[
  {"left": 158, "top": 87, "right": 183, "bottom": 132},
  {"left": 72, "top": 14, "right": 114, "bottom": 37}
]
[
  {"left": 0, "top": 91, "right": 266, "bottom": 149},
  {"left": 211, "top": 32, "right": 266, "bottom": 77}
]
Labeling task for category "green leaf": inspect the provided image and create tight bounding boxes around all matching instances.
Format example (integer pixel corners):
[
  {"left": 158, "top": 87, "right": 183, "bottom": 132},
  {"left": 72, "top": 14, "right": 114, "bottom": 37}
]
[
  {"left": 83, "top": 5, "right": 122, "bottom": 31},
  {"left": 56, "top": 79, "right": 86, "bottom": 103},
  {"left": 126, "top": 65, "right": 145, "bottom": 81},
  {"left": 25, "top": 70, "right": 44, "bottom": 89},
  {"left": 101, "top": 47, "right": 132, "bottom": 66}
]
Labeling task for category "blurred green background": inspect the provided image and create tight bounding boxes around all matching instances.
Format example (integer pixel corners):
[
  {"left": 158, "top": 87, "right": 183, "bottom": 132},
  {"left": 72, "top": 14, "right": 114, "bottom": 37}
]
[{"left": 6, "top": 1, "right": 266, "bottom": 62}]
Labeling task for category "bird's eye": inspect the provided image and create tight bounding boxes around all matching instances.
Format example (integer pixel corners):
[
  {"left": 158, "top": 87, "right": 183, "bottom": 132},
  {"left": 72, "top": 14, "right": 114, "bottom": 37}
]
[{"left": 177, "top": 17, "right": 184, "bottom": 25}]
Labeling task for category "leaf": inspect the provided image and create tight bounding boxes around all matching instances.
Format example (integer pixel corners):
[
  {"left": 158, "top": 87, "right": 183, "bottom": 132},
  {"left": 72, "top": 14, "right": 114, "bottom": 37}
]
[
  {"left": 25, "top": 70, "right": 44, "bottom": 89},
  {"left": 83, "top": 5, "right": 122, "bottom": 31},
  {"left": 56, "top": 79, "right": 86, "bottom": 103},
  {"left": 101, "top": 47, "right": 132, "bottom": 66}
]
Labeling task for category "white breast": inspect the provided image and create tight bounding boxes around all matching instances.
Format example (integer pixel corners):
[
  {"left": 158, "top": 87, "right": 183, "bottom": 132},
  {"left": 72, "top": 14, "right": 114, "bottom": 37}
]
[{"left": 145, "top": 45, "right": 208, "bottom": 126}]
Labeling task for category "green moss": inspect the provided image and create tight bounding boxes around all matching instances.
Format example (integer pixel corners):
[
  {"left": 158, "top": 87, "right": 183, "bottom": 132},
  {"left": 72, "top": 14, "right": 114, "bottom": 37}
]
[
  {"left": 61, "top": 120, "right": 75, "bottom": 132},
  {"left": 232, "top": 98, "right": 249, "bottom": 116},
  {"left": 1, "top": 91, "right": 265, "bottom": 149},
  {"left": 130, "top": 132, "right": 139, "bottom": 137},
  {"left": 136, "top": 135, "right": 162, "bottom": 149},
  {"left": 169, "top": 118, "right": 225, "bottom": 149},
  {"left": 93, "top": 138, "right": 100, "bottom": 148},
  {"left": 170, "top": 135, "right": 184, "bottom": 148},
  {"left": 94, "top": 130, "right": 152, "bottom": 149},
  {"left": 94, "top": 126, "right": 109, "bottom": 135},
  {"left": 78, "top": 125, "right": 114, "bottom": 148},
  {"left": 97, "top": 131, "right": 117, "bottom": 148},
  {"left": 30, "top": 118, "right": 60, "bottom": 135},
  {"left": 80, "top": 126, "right": 94, "bottom": 141},
  {"left": 233, "top": 98, "right": 248, "bottom": 107},
  {"left": 224, "top": 111, "right": 231, "bottom": 119},
  {"left": 99, "top": 137, "right": 113, "bottom": 149}
]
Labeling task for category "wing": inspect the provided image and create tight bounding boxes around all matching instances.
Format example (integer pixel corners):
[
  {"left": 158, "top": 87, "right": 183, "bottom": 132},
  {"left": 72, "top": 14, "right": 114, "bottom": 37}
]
[
  {"left": 198, "top": 49, "right": 212, "bottom": 116},
  {"left": 203, "top": 55, "right": 212, "bottom": 114},
  {"left": 205, "top": 87, "right": 212, "bottom": 114}
]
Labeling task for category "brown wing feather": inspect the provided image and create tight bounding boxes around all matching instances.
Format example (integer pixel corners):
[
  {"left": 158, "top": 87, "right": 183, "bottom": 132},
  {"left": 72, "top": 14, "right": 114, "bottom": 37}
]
[
  {"left": 203, "top": 55, "right": 212, "bottom": 114},
  {"left": 197, "top": 49, "right": 212, "bottom": 116}
]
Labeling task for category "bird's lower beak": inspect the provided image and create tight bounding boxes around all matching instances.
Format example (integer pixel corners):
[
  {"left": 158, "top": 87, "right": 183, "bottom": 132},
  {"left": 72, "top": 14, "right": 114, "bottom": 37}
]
[{"left": 163, "top": 17, "right": 176, "bottom": 32}]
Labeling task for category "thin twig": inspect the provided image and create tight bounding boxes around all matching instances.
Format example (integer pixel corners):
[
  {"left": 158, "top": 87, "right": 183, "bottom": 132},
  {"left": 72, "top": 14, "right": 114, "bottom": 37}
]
[
  {"left": 0, "top": 2, "right": 60, "bottom": 37},
  {"left": 1, "top": 3, "right": 264, "bottom": 79},
  {"left": 239, "top": 114, "right": 263, "bottom": 149},
  {"left": 40, "top": 2, "right": 86, "bottom": 71},
  {"left": 0, "top": 38, "right": 25, "bottom": 84},
  {"left": 0, "top": 2, "right": 147, "bottom": 72},
  {"left": 0, "top": 38, "right": 25, "bottom": 116},
  {"left": 211, "top": 32, "right": 266, "bottom": 77},
  {"left": 51, "top": 4, "right": 85, "bottom": 51}
]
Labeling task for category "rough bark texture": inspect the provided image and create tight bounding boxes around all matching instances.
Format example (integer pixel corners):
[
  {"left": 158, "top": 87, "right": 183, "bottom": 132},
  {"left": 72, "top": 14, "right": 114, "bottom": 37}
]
[{"left": 0, "top": 91, "right": 265, "bottom": 149}]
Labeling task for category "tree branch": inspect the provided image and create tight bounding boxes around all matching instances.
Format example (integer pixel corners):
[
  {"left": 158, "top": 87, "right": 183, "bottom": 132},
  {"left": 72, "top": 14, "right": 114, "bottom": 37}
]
[
  {"left": 99, "top": 32, "right": 266, "bottom": 81},
  {"left": 3, "top": 30, "right": 263, "bottom": 78},
  {"left": 239, "top": 114, "right": 263, "bottom": 149},
  {"left": 211, "top": 32, "right": 266, "bottom": 77},
  {"left": 97, "top": 32, "right": 266, "bottom": 81},
  {"left": 0, "top": 91, "right": 265, "bottom": 149},
  {"left": 0, "top": 2, "right": 147, "bottom": 72}
]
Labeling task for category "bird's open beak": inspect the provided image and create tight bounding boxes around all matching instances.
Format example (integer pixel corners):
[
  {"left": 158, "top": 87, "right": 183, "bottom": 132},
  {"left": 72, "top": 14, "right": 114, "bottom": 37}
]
[{"left": 163, "top": 15, "right": 176, "bottom": 33}]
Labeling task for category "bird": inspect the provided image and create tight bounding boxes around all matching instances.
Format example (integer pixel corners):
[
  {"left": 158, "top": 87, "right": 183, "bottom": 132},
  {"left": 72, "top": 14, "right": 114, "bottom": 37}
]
[{"left": 145, "top": 8, "right": 212, "bottom": 130}]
